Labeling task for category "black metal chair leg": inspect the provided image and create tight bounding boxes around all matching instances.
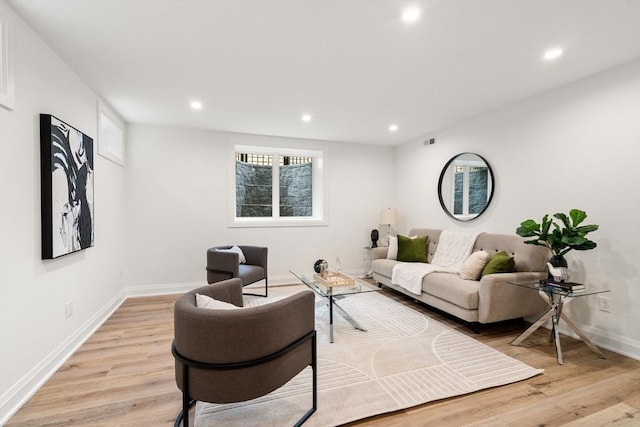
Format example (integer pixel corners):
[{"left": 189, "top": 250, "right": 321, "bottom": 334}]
[
  {"left": 174, "top": 398, "right": 195, "bottom": 427},
  {"left": 294, "top": 333, "right": 317, "bottom": 427},
  {"left": 242, "top": 279, "right": 268, "bottom": 298},
  {"left": 175, "top": 362, "right": 196, "bottom": 427}
]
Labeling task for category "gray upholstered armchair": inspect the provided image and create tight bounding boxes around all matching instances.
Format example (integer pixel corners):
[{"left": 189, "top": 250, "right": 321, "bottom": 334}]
[
  {"left": 172, "top": 278, "right": 317, "bottom": 427},
  {"left": 206, "top": 245, "right": 268, "bottom": 297}
]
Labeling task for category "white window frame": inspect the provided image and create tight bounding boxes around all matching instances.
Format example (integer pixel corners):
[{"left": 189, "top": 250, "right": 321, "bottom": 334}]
[
  {"left": 449, "top": 158, "right": 491, "bottom": 220},
  {"left": 0, "top": 17, "right": 15, "bottom": 110},
  {"left": 228, "top": 139, "right": 328, "bottom": 228},
  {"left": 97, "top": 102, "right": 125, "bottom": 166}
]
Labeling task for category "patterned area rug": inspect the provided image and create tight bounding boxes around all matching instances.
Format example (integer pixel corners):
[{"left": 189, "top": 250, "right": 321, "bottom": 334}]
[{"left": 195, "top": 285, "right": 543, "bottom": 426}]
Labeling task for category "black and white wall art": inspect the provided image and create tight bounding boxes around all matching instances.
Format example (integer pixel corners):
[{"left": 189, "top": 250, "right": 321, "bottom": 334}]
[{"left": 40, "top": 114, "right": 94, "bottom": 259}]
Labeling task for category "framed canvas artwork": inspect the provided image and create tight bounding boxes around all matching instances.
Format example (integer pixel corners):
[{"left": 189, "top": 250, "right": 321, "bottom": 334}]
[{"left": 40, "top": 114, "right": 94, "bottom": 259}]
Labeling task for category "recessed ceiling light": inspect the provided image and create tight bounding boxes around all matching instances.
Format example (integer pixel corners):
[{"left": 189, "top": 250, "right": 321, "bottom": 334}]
[
  {"left": 543, "top": 48, "right": 563, "bottom": 61},
  {"left": 301, "top": 114, "right": 312, "bottom": 122},
  {"left": 190, "top": 100, "right": 203, "bottom": 110},
  {"left": 401, "top": 6, "right": 421, "bottom": 23},
  {"left": 389, "top": 124, "right": 399, "bottom": 132}
]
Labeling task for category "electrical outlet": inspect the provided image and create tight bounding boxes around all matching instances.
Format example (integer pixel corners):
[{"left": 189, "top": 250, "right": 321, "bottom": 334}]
[
  {"left": 599, "top": 296, "right": 610, "bottom": 313},
  {"left": 65, "top": 301, "right": 74, "bottom": 319}
]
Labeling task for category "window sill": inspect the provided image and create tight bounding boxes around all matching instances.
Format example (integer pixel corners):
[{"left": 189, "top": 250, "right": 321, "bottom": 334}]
[{"left": 228, "top": 218, "right": 328, "bottom": 228}]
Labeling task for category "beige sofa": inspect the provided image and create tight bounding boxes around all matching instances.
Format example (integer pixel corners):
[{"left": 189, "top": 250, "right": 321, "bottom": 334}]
[{"left": 371, "top": 228, "right": 549, "bottom": 331}]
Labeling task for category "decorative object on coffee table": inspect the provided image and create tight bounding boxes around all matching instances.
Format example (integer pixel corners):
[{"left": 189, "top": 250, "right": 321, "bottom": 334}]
[
  {"left": 516, "top": 208, "right": 599, "bottom": 271},
  {"left": 313, "top": 259, "right": 328, "bottom": 277},
  {"left": 313, "top": 271, "right": 354, "bottom": 287}
]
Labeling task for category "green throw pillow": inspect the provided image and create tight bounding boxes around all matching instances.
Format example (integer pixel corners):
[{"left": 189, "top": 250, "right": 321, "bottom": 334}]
[
  {"left": 481, "top": 251, "right": 516, "bottom": 277},
  {"left": 396, "top": 235, "right": 428, "bottom": 263}
]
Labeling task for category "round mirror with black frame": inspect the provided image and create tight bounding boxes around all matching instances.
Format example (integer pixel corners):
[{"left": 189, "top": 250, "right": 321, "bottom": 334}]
[{"left": 438, "top": 152, "right": 494, "bottom": 221}]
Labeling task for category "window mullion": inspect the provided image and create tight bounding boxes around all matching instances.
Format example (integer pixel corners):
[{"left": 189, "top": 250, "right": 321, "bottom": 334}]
[
  {"left": 463, "top": 166, "right": 470, "bottom": 215},
  {"left": 272, "top": 154, "right": 280, "bottom": 220}
]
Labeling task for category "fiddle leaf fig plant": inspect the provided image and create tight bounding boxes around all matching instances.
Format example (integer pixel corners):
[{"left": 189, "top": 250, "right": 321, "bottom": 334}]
[{"left": 516, "top": 209, "right": 598, "bottom": 257}]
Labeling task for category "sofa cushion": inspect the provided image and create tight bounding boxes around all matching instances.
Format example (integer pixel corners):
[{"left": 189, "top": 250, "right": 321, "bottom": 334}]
[
  {"left": 473, "top": 233, "right": 548, "bottom": 272},
  {"left": 481, "top": 251, "right": 516, "bottom": 277},
  {"left": 407, "top": 228, "right": 442, "bottom": 263},
  {"left": 459, "top": 250, "right": 490, "bottom": 280},
  {"left": 371, "top": 258, "right": 399, "bottom": 279},
  {"left": 387, "top": 235, "right": 398, "bottom": 260},
  {"left": 196, "top": 293, "right": 241, "bottom": 310},
  {"left": 397, "top": 235, "right": 428, "bottom": 262},
  {"left": 422, "top": 273, "right": 480, "bottom": 310},
  {"left": 215, "top": 245, "right": 246, "bottom": 263},
  {"left": 238, "top": 264, "right": 265, "bottom": 285}
]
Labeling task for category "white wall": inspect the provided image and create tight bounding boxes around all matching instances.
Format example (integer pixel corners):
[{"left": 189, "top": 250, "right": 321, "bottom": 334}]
[
  {"left": 395, "top": 59, "right": 640, "bottom": 359},
  {"left": 0, "top": 1, "right": 127, "bottom": 421},
  {"left": 124, "top": 124, "right": 396, "bottom": 288}
]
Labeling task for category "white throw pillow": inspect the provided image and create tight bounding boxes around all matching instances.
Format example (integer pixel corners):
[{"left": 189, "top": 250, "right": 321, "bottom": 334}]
[
  {"left": 196, "top": 293, "right": 241, "bottom": 310},
  {"left": 387, "top": 235, "right": 418, "bottom": 260},
  {"left": 387, "top": 235, "right": 398, "bottom": 260},
  {"left": 458, "top": 250, "right": 490, "bottom": 280},
  {"left": 216, "top": 245, "right": 246, "bottom": 264}
]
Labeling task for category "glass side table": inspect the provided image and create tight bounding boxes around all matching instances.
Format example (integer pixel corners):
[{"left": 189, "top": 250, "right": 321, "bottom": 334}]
[{"left": 507, "top": 281, "right": 610, "bottom": 365}]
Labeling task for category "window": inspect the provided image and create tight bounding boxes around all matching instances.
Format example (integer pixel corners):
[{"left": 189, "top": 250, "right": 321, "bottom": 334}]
[
  {"left": 0, "top": 18, "right": 15, "bottom": 110},
  {"left": 98, "top": 106, "right": 125, "bottom": 166},
  {"left": 230, "top": 143, "right": 327, "bottom": 227},
  {"left": 452, "top": 161, "right": 489, "bottom": 217}
]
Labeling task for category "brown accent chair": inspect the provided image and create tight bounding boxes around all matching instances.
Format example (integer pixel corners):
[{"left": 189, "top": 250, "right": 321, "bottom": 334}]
[
  {"left": 172, "top": 278, "right": 317, "bottom": 427},
  {"left": 206, "top": 245, "right": 268, "bottom": 297}
]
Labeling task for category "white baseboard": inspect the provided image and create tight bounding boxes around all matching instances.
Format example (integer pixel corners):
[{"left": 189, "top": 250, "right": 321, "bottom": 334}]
[
  {"left": 522, "top": 314, "right": 640, "bottom": 363},
  {"left": 124, "top": 280, "right": 204, "bottom": 297},
  {"left": 124, "top": 276, "right": 298, "bottom": 297},
  {"left": 558, "top": 322, "right": 640, "bottom": 362}
]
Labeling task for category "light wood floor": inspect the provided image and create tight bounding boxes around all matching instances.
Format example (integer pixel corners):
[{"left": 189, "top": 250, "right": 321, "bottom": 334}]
[{"left": 7, "top": 285, "right": 640, "bottom": 427}]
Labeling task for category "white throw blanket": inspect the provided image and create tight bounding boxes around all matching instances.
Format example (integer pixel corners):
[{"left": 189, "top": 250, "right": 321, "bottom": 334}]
[
  {"left": 391, "top": 263, "right": 448, "bottom": 294},
  {"left": 431, "top": 230, "right": 480, "bottom": 270},
  {"left": 391, "top": 230, "right": 479, "bottom": 295}
]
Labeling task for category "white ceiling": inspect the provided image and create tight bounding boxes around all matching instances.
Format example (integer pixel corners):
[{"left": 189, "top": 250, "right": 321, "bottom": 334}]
[{"left": 8, "top": 0, "right": 640, "bottom": 145}]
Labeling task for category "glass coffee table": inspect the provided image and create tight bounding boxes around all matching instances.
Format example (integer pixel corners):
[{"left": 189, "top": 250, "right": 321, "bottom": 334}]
[
  {"left": 290, "top": 270, "right": 381, "bottom": 343},
  {"left": 507, "top": 280, "right": 610, "bottom": 364}
]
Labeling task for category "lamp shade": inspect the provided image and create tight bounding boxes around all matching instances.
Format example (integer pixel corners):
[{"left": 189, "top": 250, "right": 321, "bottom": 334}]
[{"left": 380, "top": 208, "right": 397, "bottom": 225}]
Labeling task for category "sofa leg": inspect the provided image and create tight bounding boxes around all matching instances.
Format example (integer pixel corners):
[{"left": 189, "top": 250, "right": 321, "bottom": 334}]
[{"left": 470, "top": 322, "right": 480, "bottom": 334}]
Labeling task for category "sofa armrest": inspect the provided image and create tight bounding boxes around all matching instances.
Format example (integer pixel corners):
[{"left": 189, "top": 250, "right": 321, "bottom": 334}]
[
  {"left": 206, "top": 249, "right": 240, "bottom": 277},
  {"left": 371, "top": 247, "right": 388, "bottom": 260},
  {"left": 478, "top": 271, "right": 548, "bottom": 324}
]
